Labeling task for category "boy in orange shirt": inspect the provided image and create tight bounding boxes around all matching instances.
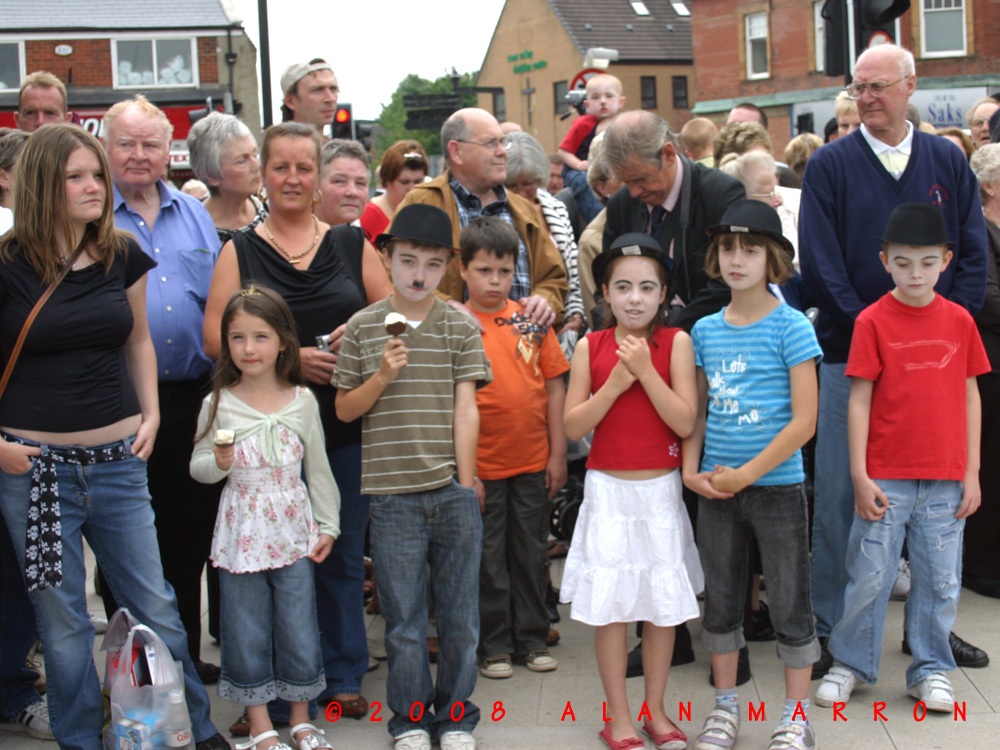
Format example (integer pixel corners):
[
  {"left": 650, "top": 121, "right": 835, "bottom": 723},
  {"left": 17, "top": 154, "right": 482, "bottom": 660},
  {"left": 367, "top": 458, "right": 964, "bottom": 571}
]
[{"left": 459, "top": 216, "right": 570, "bottom": 679}]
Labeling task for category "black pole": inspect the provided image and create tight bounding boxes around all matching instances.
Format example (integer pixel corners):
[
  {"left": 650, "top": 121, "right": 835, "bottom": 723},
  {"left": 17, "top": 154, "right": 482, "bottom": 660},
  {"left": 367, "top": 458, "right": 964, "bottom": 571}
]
[{"left": 257, "top": 0, "right": 272, "bottom": 128}]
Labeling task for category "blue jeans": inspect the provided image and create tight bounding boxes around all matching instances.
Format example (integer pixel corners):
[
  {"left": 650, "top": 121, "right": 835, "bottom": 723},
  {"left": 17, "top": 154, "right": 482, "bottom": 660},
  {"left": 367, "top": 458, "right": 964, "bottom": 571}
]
[
  {"left": 0, "top": 439, "right": 217, "bottom": 750},
  {"left": 830, "top": 479, "right": 964, "bottom": 688},
  {"left": 370, "top": 478, "right": 482, "bottom": 740},
  {"left": 810, "top": 362, "right": 855, "bottom": 637},
  {"left": 0, "top": 511, "right": 42, "bottom": 720},
  {"left": 697, "top": 484, "right": 819, "bottom": 669},
  {"left": 267, "top": 442, "right": 367, "bottom": 724},
  {"left": 218, "top": 558, "right": 325, "bottom": 705}
]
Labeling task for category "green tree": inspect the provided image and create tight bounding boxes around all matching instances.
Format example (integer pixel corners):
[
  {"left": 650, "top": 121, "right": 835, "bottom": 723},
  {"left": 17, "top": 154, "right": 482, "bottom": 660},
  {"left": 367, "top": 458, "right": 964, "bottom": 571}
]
[{"left": 372, "top": 70, "right": 478, "bottom": 166}]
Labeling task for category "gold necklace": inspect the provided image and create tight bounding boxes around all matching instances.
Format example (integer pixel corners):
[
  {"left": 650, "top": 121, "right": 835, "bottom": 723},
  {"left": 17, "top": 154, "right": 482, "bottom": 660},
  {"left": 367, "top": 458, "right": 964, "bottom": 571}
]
[{"left": 263, "top": 215, "right": 320, "bottom": 265}]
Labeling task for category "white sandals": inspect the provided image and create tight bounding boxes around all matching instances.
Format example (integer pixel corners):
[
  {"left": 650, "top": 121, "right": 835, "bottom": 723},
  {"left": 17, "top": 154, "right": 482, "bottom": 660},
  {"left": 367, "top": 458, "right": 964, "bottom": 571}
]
[{"left": 290, "top": 723, "right": 334, "bottom": 750}]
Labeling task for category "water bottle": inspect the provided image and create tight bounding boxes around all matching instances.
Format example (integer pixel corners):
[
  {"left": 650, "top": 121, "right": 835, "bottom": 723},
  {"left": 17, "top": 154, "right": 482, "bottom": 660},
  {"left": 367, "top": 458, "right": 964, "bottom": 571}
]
[{"left": 155, "top": 689, "right": 194, "bottom": 750}]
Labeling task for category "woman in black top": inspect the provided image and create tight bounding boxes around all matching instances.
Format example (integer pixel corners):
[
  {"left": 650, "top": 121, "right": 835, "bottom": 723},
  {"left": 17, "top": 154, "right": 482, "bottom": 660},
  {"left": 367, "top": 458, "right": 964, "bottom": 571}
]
[
  {"left": 203, "top": 122, "right": 391, "bottom": 733},
  {"left": 0, "top": 124, "right": 224, "bottom": 749}
]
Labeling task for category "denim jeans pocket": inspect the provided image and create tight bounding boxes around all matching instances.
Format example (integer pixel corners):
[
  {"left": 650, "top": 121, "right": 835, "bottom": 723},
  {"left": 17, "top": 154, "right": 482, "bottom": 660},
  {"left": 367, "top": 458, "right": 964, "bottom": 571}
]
[
  {"left": 0, "top": 457, "right": 35, "bottom": 478},
  {"left": 370, "top": 493, "right": 395, "bottom": 509}
]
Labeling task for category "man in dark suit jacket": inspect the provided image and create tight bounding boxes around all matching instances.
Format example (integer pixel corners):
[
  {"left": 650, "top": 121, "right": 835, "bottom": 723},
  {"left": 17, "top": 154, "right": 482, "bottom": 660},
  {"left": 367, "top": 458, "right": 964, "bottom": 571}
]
[{"left": 601, "top": 110, "right": 745, "bottom": 332}]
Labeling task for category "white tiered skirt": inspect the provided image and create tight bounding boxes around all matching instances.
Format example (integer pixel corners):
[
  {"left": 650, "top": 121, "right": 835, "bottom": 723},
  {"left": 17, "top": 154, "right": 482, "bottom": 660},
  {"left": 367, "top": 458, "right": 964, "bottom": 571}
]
[{"left": 560, "top": 469, "right": 703, "bottom": 626}]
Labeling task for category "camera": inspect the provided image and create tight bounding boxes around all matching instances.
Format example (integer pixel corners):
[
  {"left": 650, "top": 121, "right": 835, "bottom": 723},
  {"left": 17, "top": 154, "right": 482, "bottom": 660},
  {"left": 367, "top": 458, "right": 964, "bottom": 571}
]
[
  {"left": 565, "top": 89, "right": 587, "bottom": 116},
  {"left": 315, "top": 334, "right": 331, "bottom": 351}
]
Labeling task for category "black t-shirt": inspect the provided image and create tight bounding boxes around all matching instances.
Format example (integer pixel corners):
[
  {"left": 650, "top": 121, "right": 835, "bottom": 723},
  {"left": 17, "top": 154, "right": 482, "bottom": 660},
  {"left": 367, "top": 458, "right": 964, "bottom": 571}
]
[
  {"left": 232, "top": 227, "right": 366, "bottom": 449},
  {"left": 0, "top": 238, "right": 157, "bottom": 431}
]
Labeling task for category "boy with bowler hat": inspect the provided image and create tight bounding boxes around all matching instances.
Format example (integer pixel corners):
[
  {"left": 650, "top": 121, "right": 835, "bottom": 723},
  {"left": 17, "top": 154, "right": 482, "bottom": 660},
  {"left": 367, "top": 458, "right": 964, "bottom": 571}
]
[
  {"left": 334, "top": 204, "right": 492, "bottom": 750},
  {"left": 816, "top": 203, "right": 990, "bottom": 712}
]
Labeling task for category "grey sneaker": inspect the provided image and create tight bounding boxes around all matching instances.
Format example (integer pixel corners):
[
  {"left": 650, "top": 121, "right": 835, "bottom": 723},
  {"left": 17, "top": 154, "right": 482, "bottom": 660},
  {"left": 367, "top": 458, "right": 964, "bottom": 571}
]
[
  {"left": 0, "top": 700, "right": 55, "bottom": 741},
  {"left": 768, "top": 722, "right": 817, "bottom": 750},
  {"left": 694, "top": 707, "right": 740, "bottom": 750}
]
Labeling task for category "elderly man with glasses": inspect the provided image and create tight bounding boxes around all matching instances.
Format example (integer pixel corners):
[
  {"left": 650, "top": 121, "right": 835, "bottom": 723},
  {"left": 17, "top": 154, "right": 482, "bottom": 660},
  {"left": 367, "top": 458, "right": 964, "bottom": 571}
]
[
  {"left": 398, "top": 108, "right": 566, "bottom": 328},
  {"left": 799, "top": 43, "right": 989, "bottom": 679}
]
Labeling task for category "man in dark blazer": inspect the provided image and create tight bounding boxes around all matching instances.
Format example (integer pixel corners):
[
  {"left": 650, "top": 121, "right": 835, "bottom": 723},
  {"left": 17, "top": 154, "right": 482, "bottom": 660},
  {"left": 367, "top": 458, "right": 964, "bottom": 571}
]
[{"left": 601, "top": 110, "right": 744, "bottom": 332}]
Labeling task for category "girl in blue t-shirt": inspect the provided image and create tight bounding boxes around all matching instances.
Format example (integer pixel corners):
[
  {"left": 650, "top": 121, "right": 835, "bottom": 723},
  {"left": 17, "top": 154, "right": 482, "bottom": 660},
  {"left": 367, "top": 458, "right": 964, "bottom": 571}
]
[{"left": 683, "top": 200, "right": 822, "bottom": 750}]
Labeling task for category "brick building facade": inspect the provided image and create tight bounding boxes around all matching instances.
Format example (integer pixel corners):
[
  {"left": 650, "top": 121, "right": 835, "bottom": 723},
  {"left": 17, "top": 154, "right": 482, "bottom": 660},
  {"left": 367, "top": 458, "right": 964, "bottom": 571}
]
[{"left": 691, "top": 0, "right": 1000, "bottom": 153}]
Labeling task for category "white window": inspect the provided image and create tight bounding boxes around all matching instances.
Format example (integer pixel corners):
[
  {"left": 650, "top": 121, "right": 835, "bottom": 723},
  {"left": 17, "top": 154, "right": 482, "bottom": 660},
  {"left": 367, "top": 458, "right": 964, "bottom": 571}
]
[
  {"left": 745, "top": 13, "right": 769, "bottom": 79},
  {"left": 113, "top": 38, "right": 198, "bottom": 88},
  {"left": 921, "top": 0, "right": 966, "bottom": 57},
  {"left": 672, "top": 2, "right": 691, "bottom": 17},
  {"left": 0, "top": 42, "right": 24, "bottom": 93},
  {"left": 630, "top": 1, "right": 650, "bottom": 16},
  {"left": 814, "top": 1, "right": 826, "bottom": 73}
]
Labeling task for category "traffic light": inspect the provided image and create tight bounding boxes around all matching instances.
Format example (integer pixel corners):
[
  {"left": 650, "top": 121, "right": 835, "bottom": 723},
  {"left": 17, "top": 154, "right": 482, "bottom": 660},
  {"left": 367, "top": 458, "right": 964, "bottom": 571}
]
[
  {"left": 856, "top": 0, "right": 909, "bottom": 50},
  {"left": 333, "top": 104, "right": 353, "bottom": 140},
  {"left": 355, "top": 120, "right": 375, "bottom": 151}
]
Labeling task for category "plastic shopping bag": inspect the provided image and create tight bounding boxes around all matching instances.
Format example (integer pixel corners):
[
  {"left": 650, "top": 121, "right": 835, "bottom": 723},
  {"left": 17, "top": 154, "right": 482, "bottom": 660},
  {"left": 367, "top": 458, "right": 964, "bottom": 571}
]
[{"left": 102, "top": 620, "right": 192, "bottom": 750}]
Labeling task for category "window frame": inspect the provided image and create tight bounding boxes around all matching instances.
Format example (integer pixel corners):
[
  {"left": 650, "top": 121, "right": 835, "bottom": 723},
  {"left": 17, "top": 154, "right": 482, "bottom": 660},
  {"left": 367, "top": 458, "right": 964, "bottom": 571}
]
[
  {"left": 641, "top": 76, "right": 658, "bottom": 109},
  {"left": 744, "top": 11, "right": 770, "bottom": 80},
  {"left": 920, "top": 0, "right": 967, "bottom": 58},
  {"left": 0, "top": 41, "right": 25, "bottom": 94},
  {"left": 813, "top": 0, "right": 826, "bottom": 73},
  {"left": 671, "top": 76, "right": 688, "bottom": 110},
  {"left": 554, "top": 80, "right": 568, "bottom": 115},
  {"left": 111, "top": 36, "right": 200, "bottom": 89},
  {"left": 493, "top": 91, "right": 506, "bottom": 123}
]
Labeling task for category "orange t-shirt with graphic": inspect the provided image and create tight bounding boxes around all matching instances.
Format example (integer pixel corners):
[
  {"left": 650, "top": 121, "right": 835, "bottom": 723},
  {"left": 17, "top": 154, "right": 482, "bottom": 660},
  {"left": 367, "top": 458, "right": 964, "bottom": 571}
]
[{"left": 473, "top": 300, "right": 570, "bottom": 480}]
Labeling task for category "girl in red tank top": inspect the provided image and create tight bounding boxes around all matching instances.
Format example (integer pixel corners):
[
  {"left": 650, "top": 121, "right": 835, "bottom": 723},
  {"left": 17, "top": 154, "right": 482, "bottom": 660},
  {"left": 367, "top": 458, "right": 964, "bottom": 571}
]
[{"left": 562, "top": 234, "right": 700, "bottom": 750}]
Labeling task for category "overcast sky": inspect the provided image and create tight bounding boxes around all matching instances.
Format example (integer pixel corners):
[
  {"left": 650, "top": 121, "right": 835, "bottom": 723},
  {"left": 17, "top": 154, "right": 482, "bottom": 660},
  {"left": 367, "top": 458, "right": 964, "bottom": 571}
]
[{"left": 231, "top": 0, "right": 507, "bottom": 122}]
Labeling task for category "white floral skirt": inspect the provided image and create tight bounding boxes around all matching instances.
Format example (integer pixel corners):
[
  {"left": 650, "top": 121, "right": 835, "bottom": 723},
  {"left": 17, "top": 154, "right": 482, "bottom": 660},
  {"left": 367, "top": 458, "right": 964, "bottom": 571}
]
[{"left": 560, "top": 470, "right": 703, "bottom": 627}]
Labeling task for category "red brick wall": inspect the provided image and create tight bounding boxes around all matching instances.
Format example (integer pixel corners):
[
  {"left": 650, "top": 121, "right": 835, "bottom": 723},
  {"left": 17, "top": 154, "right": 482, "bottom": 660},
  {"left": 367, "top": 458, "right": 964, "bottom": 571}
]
[
  {"left": 26, "top": 40, "right": 111, "bottom": 87},
  {"left": 23, "top": 36, "right": 220, "bottom": 88}
]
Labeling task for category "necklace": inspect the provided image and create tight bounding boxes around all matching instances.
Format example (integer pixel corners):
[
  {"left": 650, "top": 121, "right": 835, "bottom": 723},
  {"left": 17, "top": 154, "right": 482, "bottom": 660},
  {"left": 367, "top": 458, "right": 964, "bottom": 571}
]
[{"left": 263, "top": 215, "right": 320, "bottom": 265}]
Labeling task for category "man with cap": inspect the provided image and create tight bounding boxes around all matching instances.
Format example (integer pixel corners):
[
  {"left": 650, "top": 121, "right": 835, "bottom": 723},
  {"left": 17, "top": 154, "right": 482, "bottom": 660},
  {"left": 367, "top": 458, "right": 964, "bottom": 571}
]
[
  {"left": 799, "top": 43, "right": 989, "bottom": 677},
  {"left": 600, "top": 109, "right": 744, "bottom": 333},
  {"left": 398, "top": 108, "right": 567, "bottom": 329},
  {"left": 280, "top": 58, "right": 340, "bottom": 134}
]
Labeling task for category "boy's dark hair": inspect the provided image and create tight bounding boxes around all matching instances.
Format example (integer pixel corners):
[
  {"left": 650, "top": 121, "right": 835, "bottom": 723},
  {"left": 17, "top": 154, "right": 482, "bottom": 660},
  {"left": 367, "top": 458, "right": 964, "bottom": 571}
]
[
  {"left": 705, "top": 233, "right": 795, "bottom": 285},
  {"left": 459, "top": 216, "right": 519, "bottom": 264}
]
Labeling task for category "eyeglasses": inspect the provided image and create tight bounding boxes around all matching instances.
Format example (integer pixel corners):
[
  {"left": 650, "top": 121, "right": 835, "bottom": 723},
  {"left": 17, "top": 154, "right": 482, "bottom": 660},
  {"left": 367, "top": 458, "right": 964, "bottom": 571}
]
[
  {"left": 455, "top": 137, "right": 509, "bottom": 152},
  {"left": 844, "top": 78, "right": 906, "bottom": 100},
  {"left": 751, "top": 190, "right": 780, "bottom": 202},
  {"left": 971, "top": 118, "right": 993, "bottom": 129}
]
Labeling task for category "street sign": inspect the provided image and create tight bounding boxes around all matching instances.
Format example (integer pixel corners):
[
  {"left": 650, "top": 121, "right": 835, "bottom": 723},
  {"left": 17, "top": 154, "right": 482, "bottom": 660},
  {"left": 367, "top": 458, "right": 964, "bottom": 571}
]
[
  {"left": 402, "top": 94, "right": 462, "bottom": 109},
  {"left": 405, "top": 107, "right": 455, "bottom": 131},
  {"left": 570, "top": 68, "right": 605, "bottom": 91}
]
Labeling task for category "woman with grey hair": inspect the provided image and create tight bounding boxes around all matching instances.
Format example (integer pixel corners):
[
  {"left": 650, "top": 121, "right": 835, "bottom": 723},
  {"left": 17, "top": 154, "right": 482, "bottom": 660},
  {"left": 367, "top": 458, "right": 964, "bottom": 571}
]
[
  {"left": 317, "top": 139, "right": 370, "bottom": 227},
  {"left": 965, "top": 143, "right": 1000, "bottom": 600},
  {"left": 504, "top": 131, "right": 584, "bottom": 336},
  {"left": 187, "top": 112, "right": 265, "bottom": 242}
]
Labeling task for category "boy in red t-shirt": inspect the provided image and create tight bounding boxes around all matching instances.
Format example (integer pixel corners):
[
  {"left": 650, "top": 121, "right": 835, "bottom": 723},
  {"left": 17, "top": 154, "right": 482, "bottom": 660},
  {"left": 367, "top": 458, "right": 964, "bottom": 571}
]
[
  {"left": 816, "top": 203, "right": 990, "bottom": 713},
  {"left": 458, "top": 216, "right": 570, "bottom": 680}
]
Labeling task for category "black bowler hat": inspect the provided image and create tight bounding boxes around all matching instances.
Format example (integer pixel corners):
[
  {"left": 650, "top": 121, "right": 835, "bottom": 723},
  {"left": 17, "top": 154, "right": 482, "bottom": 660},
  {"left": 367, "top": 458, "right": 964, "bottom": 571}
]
[
  {"left": 374, "top": 204, "right": 457, "bottom": 253},
  {"left": 706, "top": 199, "right": 794, "bottom": 258},
  {"left": 878, "top": 203, "right": 954, "bottom": 247},
  {"left": 592, "top": 232, "right": 674, "bottom": 287}
]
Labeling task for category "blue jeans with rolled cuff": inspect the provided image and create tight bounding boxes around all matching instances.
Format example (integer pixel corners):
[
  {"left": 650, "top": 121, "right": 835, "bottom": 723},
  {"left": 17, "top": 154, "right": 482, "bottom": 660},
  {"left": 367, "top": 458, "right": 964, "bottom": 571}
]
[{"left": 698, "top": 482, "right": 820, "bottom": 669}]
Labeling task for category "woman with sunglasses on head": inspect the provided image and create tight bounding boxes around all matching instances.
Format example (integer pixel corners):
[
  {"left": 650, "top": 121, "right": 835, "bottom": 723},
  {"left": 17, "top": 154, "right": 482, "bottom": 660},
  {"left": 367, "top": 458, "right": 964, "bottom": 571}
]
[{"left": 361, "top": 140, "right": 428, "bottom": 243}]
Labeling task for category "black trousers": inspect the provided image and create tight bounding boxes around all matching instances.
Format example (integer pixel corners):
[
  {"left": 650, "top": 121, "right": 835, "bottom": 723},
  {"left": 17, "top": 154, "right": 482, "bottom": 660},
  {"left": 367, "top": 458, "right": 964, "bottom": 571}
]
[
  {"left": 100, "top": 379, "right": 222, "bottom": 661},
  {"left": 964, "top": 372, "right": 1000, "bottom": 580}
]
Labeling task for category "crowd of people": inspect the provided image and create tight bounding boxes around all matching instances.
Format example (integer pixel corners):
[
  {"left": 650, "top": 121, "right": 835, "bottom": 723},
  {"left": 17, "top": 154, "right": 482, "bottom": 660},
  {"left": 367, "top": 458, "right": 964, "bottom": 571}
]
[{"left": 0, "top": 42, "right": 998, "bottom": 750}]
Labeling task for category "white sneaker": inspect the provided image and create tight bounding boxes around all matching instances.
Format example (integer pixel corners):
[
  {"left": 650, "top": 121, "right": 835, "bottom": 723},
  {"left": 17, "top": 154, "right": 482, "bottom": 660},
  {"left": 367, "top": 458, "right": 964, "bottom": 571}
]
[
  {"left": 889, "top": 558, "right": 911, "bottom": 601},
  {"left": 394, "top": 729, "right": 431, "bottom": 750},
  {"left": 908, "top": 673, "right": 955, "bottom": 712},
  {"left": 0, "top": 699, "right": 55, "bottom": 741},
  {"left": 440, "top": 731, "right": 476, "bottom": 750},
  {"left": 514, "top": 650, "right": 558, "bottom": 672},
  {"left": 815, "top": 664, "right": 861, "bottom": 707}
]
